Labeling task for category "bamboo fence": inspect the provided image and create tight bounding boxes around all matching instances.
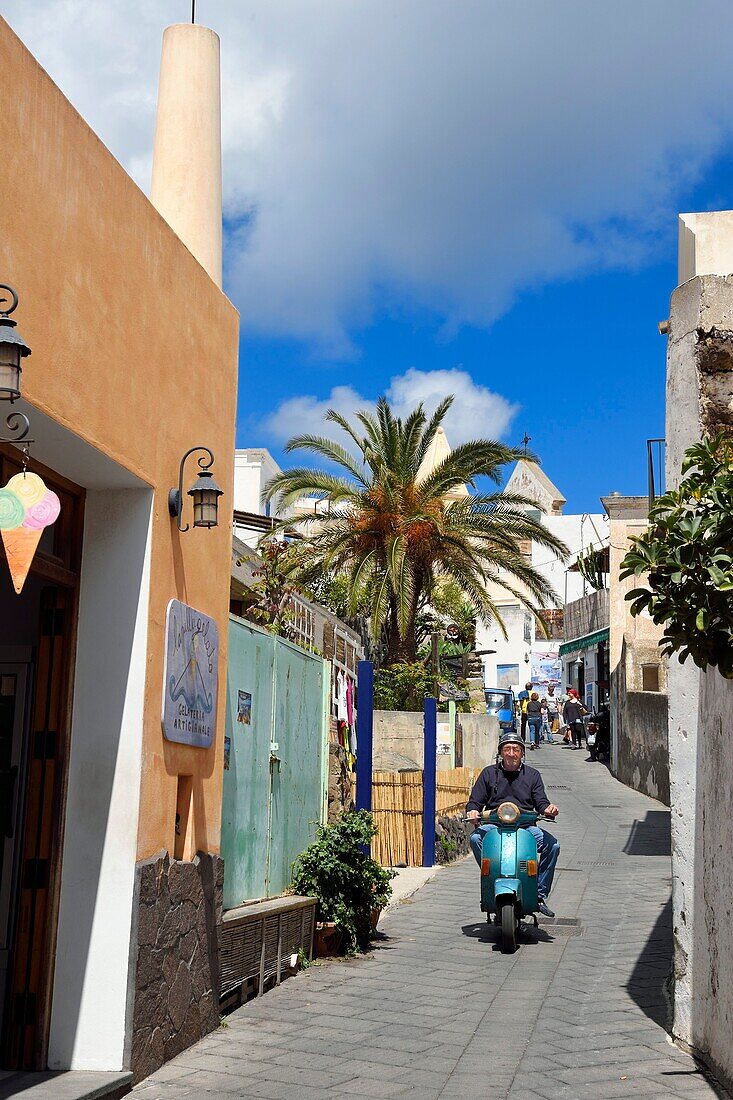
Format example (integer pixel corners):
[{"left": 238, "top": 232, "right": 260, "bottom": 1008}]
[{"left": 369, "top": 767, "right": 477, "bottom": 867}]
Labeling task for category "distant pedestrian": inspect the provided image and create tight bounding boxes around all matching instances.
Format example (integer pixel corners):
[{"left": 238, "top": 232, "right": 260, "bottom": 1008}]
[
  {"left": 546, "top": 685, "right": 560, "bottom": 736},
  {"left": 526, "top": 692, "right": 542, "bottom": 750},
  {"left": 540, "top": 698, "right": 554, "bottom": 743},
  {"left": 518, "top": 681, "right": 532, "bottom": 742},
  {"left": 562, "top": 689, "right": 587, "bottom": 750}
]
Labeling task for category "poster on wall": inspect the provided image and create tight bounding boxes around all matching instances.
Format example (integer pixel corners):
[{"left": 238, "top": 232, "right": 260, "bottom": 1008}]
[
  {"left": 237, "top": 690, "right": 252, "bottom": 725},
  {"left": 436, "top": 722, "right": 451, "bottom": 756},
  {"left": 162, "top": 599, "right": 218, "bottom": 748},
  {"left": 496, "top": 664, "right": 519, "bottom": 690},
  {"left": 531, "top": 647, "right": 562, "bottom": 691}
]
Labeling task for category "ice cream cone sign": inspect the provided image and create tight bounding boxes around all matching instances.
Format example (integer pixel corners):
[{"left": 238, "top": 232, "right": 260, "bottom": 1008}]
[{"left": 0, "top": 472, "right": 61, "bottom": 594}]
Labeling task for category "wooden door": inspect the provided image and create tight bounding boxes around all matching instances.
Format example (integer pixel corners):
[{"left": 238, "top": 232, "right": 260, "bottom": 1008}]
[{"left": 0, "top": 447, "right": 83, "bottom": 1069}]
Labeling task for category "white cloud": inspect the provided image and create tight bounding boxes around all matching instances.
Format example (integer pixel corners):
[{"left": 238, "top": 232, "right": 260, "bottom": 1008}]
[
  {"left": 263, "top": 368, "right": 517, "bottom": 446},
  {"left": 5, "top": 2, "right": 733, "bottom": 348}
]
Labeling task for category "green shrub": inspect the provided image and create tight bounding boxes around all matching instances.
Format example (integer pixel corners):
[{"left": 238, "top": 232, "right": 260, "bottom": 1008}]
[
  {"left": 620, "top": 434, "right": 733, "bottom": 677},
  {"left": 374, "top": 661, "right": 433, "bottom": 711},
  {"left": 290, "top": 811, "right": 394, "bottom": 954}
]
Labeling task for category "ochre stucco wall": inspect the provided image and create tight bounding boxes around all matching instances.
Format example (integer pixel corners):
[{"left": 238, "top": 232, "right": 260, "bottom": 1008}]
[{"left": 0, "top": 17, "right": 239, "bottom": 860}]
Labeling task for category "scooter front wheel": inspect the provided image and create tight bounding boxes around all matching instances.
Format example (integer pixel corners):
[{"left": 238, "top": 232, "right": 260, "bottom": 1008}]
[{"left": 500, "top": 904, "right": 517, "bottom": 953}]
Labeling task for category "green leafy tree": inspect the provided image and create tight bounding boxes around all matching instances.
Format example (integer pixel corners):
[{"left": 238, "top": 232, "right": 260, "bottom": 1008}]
[
  {"left": 266, "top": 396, "right": 567, "bottom": 663},
  {"left": 239, "top": 538, "right": 299, "bottom": 640},
  {"left": 620, "top": 434, "right": 733, "bottom": 677}
]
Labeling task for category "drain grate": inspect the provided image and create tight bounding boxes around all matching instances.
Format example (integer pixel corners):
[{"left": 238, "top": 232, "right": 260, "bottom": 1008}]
[
  {"left": 531, "top": 917, "right": 583, "bottom": 938},
  {"left": 575, "top": 860, "right": 616, "bottom": 867},
  {"left": 548, "top": 785, "right": 571, "bottom": 790},
  {"left": 595, "top": 804, "right": 621, "bottom": 808}
]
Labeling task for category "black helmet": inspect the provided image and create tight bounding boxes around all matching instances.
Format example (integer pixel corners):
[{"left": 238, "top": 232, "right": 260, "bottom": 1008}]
[{"left": 498, "top": 730, "right": 525, "bottom": 752}]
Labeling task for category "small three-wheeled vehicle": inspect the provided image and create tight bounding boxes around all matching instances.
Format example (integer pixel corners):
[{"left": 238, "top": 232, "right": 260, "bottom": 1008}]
[
  {"left": 476, "top": 801, "right": 542, "bottom": 953},
  {"left": 484, "top": 688, "right": 517, "bottom": 735}
]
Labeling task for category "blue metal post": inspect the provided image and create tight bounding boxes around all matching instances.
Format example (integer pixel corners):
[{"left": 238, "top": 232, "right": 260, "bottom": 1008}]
[
  {"left": 355, "top": 660, "right": 374, "bottom": 814},
  {"left": 423, "top": 697, "right": 437, "bottom": 867}
]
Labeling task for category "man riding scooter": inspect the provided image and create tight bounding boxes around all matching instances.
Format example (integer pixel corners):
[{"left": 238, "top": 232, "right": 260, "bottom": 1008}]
[{"left": 466, "top": 730, "right": 561, "bottom": 917}]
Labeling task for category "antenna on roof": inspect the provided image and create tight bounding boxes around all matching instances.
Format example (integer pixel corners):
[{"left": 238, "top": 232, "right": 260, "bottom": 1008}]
[
  {"left": 191, "top": 1, "right": 196, "bottom": 23},
  {"left": 521, "top": 433, "right": 531, "bottom": 454}
]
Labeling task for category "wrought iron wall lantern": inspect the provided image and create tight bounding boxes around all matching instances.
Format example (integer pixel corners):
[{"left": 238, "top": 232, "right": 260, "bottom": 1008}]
[
  {"left": 169, "top": 446, "right": 224, "bottom": 532},
  {"left": 0, "top": 284, "right": 33, "bottom": 447}
]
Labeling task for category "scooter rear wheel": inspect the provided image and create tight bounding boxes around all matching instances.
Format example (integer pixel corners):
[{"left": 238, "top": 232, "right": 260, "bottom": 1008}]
[{"left": 500, "top": 904, "right": 517, "bottom": 953}]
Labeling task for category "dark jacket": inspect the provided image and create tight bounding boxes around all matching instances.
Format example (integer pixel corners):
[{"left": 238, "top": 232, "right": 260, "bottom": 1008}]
[
  {"left": 466, "top": 762, "right": 551, "bottom": 815},
  {"left": 526, "top": 699, "right": 542, "bottom": 718},
  {"left": 563, "top": 700, "right": 585, "bottom": 724}
]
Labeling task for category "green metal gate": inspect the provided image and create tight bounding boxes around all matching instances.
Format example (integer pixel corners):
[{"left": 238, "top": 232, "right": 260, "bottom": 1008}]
[{"left": 221, "top": 616, "right": 328, "bottom": 908}]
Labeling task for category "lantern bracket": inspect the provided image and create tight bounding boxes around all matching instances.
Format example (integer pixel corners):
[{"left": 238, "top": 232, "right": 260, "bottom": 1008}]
[
  {"left": 169, "top": 445, "right": 216, "bottom": 532},
  {"left": 1, "top": 411, "right": 33, "bottom": 446}
]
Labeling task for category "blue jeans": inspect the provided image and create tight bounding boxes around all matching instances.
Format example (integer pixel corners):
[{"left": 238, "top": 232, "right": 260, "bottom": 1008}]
[
  {"left": 528, "top": 717, "right": 541, "bottom": 746},
  {"left": 470, "top": 823, "right": 561, "bottom": 900}
]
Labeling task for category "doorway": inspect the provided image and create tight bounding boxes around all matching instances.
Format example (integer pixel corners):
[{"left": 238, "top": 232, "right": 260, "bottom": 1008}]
[{"left": 0, "top": 447, "right": 83, "bottom": 1070}]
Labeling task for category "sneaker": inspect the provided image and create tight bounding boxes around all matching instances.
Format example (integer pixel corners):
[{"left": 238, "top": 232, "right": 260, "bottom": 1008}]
[{"left": 537, "top": 898, "right": 555, "bottom": 918}]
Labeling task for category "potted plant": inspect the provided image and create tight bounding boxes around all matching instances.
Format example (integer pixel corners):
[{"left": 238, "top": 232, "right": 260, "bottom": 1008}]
[{"left": 291, "top": 810, "right": 394, "bottom": 956}]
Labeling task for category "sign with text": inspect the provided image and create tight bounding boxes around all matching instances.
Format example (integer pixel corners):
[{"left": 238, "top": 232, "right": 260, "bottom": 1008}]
[{"left": 162, "top": 599, "right": 219, "bottom": 748}]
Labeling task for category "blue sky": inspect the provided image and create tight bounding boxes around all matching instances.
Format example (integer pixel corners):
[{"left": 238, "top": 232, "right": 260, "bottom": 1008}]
[
  {"left": 6, "top": 1, "right": 733, "bottom": 515},
  {"left": 238, "top": 150, "right": 731, "bottom": 514}
]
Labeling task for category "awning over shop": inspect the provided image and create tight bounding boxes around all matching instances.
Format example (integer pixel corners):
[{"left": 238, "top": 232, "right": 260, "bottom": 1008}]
[{"left": 559, "top": 628, "right": 609, "bottom": 657}]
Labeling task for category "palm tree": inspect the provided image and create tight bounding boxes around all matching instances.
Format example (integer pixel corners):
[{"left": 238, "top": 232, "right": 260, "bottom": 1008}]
[{"left": 265, "top": 396, "right": 568, "bottom": 664}]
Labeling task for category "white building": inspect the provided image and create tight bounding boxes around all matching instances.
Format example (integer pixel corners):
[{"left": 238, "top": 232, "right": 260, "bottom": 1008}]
[{"left": 476, "top": 460, "right": 607, "bottom": 695}]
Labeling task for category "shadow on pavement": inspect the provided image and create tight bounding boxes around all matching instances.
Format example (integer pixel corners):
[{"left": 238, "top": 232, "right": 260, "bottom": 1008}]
[
  {"left": 623, "top": 809, "right": 671, "bottom": 856},
  {"left": 625, "top": 896, "right": 672, "bottom": 1030},
  {"left": 461, "top": 920, "right": 557, "bottom": 951}
]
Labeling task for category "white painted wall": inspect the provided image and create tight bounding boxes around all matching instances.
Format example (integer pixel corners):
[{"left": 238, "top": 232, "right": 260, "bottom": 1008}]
[
  {"left": 538, "top": 513, "right": 607, "bottom": 611},
  {"left": 476, "top": 511, "right": 607, "bottom": 689},
  {"left": 233, "top": 448, "right": 283, "bottom": 515},
  {"left": 664, "top": 276, "right": 704, "bottom": 1053},
  {"left": 48, "top": 487, "right": 153, "bottom": 1071}
]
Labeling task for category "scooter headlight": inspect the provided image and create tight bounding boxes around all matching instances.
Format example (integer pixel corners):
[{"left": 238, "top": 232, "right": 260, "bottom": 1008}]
[{"left": 497, "top": 801, "right": 520, "bottom": 825}]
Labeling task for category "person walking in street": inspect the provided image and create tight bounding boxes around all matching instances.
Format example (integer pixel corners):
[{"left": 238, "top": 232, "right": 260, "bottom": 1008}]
[
  {"left": 540, "top": 697, "right": 554, "bottom": 743},
  {"left": 467, "top": 730, "right": 561, "bottom": 917},
  {"left": 546, "top": 684, "right": 560, "bottom": 739},
  {"left": 526, "top": 691, "right": 542, "bottom": 750},
  {"left": 563, "top": 688, "right": 587, "bottom": 750},
  {"left": 518, "top": 681, "right": 532, "bottom": 742}
]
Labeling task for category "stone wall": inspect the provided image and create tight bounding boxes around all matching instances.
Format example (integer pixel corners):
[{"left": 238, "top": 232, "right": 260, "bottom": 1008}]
[
  {"left": 615, "top": 690, "right": 669, "bottom": 805},
  {"left": 327, "top": 742, "right": 355, "bottom": 822},
  {"left": 689, "top": 671, "right": 733, "bottom": 1091},
  {"left": 435, "top": 815, "right": 472, "bottom": 863},
  {"left": 564, "top": 589, "right": 609, "bottom": 641},
  {"left": 459, "top": 713, "right": 499, "bottom": 770},
  {"left": 372, "top": 710, "right": 497, "bottom": 770},
  {"left": 612, "top": 637, "right": 669, "bottom": 805},
  {"left": 665, "top": 271, "right": 733, "bottom": 1091},
  {"left": 372, "top": 710, "right": 434, "bottom": 770},
  {"left": 130, "top": 851, "right": 223, "bottom": 1084}
]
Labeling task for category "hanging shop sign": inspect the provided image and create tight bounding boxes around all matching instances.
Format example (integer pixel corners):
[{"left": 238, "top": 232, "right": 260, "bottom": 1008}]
[
  {"left": 0, "top": 471, "right": 60, "bottom": 594},
  {"left": 162, "top": 599, "right": 219, "bottom": 748}
]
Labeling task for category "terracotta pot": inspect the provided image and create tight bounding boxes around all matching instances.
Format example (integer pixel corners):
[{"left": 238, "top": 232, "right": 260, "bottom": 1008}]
[{"left": 313, "top": 921, "right": 342, "bottom": 958}]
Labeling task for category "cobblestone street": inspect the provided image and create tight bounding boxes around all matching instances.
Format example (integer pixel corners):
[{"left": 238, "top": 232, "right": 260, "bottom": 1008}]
[{"left": 132, "top": 749, "right": 727, "bottom": 1100}]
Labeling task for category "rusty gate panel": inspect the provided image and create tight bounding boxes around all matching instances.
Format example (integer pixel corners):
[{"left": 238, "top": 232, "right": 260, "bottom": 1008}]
[
  {"left": 221, "top": 617, "right": 328, "bottom": 907},
  {"left": 221, "top": 619, "right": 273, "bottom": 908},
  {"left": 266, "top": 639, "right": 328, "bottom": 897}
]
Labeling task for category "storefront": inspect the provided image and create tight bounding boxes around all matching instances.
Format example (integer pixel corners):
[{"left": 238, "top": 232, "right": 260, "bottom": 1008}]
[
  {"left": 1, "top": 15, "right": 238, "bottom": 1081},
  {"left": 560, "top": 629, "right": 610, "bottom": 712}
]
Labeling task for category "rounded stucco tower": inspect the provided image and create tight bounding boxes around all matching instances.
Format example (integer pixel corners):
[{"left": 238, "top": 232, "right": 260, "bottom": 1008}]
[{"left": 151, "top": 23, "right": 222, "bottom": 286}]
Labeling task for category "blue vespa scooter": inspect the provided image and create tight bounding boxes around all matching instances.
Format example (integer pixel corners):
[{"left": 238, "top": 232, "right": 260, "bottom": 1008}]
[{"left": 476, "top": 802, "right": 541, "bottom": 953}]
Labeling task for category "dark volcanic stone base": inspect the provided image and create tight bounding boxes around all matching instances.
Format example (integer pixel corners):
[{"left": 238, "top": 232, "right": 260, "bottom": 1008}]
[{"left": 130, "top": 850, "right": 223, "bottom": 1084}]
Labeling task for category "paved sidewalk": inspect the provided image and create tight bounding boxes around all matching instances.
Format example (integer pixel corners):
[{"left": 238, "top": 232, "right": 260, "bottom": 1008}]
[{"left": 132, "top": 748, "right": 728, "bottom": 1099}]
